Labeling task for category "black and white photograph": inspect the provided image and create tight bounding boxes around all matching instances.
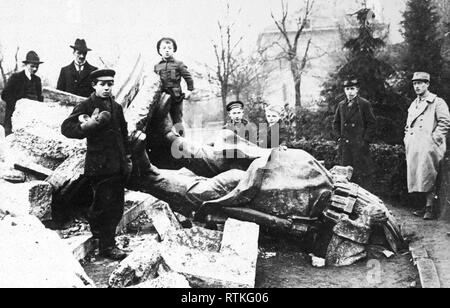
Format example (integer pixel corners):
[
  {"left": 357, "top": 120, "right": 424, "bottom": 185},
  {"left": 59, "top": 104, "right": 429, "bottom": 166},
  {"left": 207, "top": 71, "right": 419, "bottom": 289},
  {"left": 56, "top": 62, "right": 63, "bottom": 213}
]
[{"left": 0, "top": 0, "right": 449, "bottom": 291}]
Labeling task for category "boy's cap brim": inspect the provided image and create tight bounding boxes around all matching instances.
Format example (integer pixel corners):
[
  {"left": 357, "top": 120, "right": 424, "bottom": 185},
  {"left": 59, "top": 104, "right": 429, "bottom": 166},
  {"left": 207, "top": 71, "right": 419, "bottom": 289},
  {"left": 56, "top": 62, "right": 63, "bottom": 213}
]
[
  {"left": 96, "top": 76, "right": 114, "bottom": 81},
  {"left": 90, "top": 69, "right": 116, "bottom": 80},
  {"left": 226, "top": 101, "right": 244, "bottom": 111}
]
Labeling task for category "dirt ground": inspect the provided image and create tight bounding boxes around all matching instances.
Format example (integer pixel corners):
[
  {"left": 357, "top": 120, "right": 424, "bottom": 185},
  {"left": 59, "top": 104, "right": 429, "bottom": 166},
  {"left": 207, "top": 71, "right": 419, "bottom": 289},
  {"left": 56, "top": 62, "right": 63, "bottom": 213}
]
[
  {"left": 255, "top": 250, "right": 416, "bottom": 288},
  {"left": 255, "top": 216, "right": 418, "bottom": 288},
  {"left": 389, "top": 201, "right": 450, "bottom": 288},
  {"left": 255, "top": 200, "right": 450, "bottom": 288}
]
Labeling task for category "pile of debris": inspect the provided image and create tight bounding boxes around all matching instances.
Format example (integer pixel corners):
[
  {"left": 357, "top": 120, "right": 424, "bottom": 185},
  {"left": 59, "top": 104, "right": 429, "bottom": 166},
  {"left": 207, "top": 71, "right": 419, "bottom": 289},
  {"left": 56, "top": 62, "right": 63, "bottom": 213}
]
[
  {"left": 0, "top": 54, "right": 153, "bottom": 288},
  {"left": 0, "top": 54, "right": 260, "bottom": 288},
  {"left": 0, "top": 52, "right": 408, "bottom": 288},
  {"left": 108, "top": 201, "right": 259, "bottom": 288},
  {"left": 0, "top": 155, "right": 94, "bottom": 287}
]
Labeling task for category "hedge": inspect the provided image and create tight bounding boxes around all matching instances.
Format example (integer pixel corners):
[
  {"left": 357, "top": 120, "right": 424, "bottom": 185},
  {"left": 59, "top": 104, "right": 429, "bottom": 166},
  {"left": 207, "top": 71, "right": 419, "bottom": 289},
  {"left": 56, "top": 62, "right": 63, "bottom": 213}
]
[{"left": 289, "top": 138, "right": 408, "bottom": 200}]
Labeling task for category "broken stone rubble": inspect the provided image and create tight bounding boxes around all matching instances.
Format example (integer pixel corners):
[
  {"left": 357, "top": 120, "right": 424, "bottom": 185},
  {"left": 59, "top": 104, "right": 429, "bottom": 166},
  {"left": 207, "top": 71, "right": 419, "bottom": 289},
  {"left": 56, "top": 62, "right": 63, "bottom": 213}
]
[
  {"left": 9, "top": 99, "right": 86, "bottom": 169},
  {"left": 130, "top": 271, "right": 191, "bottom": 288},
  {"left": 0, "top": 179, "right": 53, "bottom": 220},
  {"left": 1, "top": 55, "right": 408, "bottom": 288},
  {"left": 321, "top": 173, "right": 403, "bottom": 267},
  {"left": 109, "top": 207, "right": 259, "bottom": 288},
  {"left": 0, "top": 208, "right": 94, "bottom": 287}
]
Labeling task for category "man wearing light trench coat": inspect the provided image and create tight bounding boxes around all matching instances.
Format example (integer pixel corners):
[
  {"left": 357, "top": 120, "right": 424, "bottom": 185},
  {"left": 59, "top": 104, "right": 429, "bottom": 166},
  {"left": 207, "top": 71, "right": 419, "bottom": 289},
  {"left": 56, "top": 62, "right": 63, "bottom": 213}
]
[{"left": 404, "top": 72, "right": 450, "bottom": 220}]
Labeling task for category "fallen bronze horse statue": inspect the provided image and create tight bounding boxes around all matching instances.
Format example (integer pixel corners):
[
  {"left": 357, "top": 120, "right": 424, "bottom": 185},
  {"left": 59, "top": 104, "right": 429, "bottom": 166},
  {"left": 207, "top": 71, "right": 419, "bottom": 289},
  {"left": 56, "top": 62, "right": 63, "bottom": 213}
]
[{"left": 128, "top": 97, "right": 406, "bottom": 267}]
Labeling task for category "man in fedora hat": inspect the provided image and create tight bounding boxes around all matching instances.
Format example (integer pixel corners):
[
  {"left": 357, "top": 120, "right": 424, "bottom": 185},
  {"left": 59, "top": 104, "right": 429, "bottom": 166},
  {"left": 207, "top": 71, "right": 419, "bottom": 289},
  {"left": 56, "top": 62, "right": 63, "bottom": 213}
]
[
  {"left": 405, "top": 72, "right": 450, "bottom": 220},
  {"left": 1, "top": 51, "right": 44, "bottom": 136},
  {"left": 57, "top": 39, "right": 97, "bottom": 97},
  {"left": 333, "top": 76, "right": 376, "bottom": 188}
]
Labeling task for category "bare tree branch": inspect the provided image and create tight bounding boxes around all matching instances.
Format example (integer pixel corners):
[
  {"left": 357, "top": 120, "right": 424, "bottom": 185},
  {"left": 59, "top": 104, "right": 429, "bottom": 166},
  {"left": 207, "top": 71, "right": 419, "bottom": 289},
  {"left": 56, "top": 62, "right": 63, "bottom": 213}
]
[
  {"left": 300, "top": 38, "right": 312, "bottom": 71},
  {"left": 211, "top": 1, "right": 247, "bottom": 122},
  {"left": 293, "top": 0, "right": 315, "bottom": 53},
  {"left": 269, "top": 0, "right": 316, "bottom": 107}
]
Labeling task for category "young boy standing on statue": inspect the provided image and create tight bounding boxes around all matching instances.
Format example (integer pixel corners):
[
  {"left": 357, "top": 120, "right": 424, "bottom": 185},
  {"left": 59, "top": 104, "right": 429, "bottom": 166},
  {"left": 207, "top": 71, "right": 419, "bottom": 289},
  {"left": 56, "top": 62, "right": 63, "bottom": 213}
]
[
  {"left": 154, "top": 37, "right": 194, "bottom": 137},
  {"left": 61, "top": 69, "right": 132, "bottom": 261}
]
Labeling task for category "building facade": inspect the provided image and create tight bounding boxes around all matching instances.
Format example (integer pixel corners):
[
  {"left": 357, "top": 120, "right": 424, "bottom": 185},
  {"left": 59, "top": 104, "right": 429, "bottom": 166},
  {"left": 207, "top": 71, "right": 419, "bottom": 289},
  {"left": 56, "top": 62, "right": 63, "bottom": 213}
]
[{"left": 257, "top": 0, "right": 405, "bottom": 108}]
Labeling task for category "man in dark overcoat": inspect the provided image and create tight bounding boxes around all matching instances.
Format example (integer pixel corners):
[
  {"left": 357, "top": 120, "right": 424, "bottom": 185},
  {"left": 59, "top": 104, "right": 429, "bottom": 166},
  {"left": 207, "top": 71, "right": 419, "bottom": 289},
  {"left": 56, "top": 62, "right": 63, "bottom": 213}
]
[
  {"left": 1, "top": 51, "right": 44, "bottom": 136},
  {"left": 61, "top": 69, "right": 132, "bottom": 260},
  {"left": 57, "top": 39, "right": 97, "bottom": 97},
  {"left": 333, "top": 77, "right": 377, "bottom": 188}
]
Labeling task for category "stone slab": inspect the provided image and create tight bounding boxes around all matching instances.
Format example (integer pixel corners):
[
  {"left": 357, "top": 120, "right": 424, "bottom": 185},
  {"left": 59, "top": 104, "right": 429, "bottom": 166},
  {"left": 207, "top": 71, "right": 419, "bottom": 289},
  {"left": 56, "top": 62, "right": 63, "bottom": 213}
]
[
  {"left": 0, "top": 179, "right": 52, "bottom": 220},
  {"left": 116, "top": 190, "right": 157, "bottom": 233},
  {"left": 410, "top": 245, "right": 441, "bottom": 288},
  {"left": 14, "top": 160, "right": 53, "bottom": 180},
  {"left": 65, "top": 234, "right": 98, "bottom": 261},
  {"left": 145, "top": 200, "right": 182, "bottom": 240},
  {"left": 162, "top": 219, "right": 259, "bottom": 288}
]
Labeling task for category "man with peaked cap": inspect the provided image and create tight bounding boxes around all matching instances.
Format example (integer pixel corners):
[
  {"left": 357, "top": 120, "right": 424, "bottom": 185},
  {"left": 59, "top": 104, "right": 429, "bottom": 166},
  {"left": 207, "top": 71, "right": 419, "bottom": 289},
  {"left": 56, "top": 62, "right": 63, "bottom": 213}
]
[
  {"left": 405, "top": 72, "right": 450, "bottom": 220},
  {"left": 333, "top": 76, "right": 376, "bottom": 188},
  {"left": 61, "top": 68, "right": 132, "bottom": 260},
  {"left": 223, "top": 100, "right": 258, "bottom": 144},
  {"left": 1, "top": 51, "right": 44, "bottom": 136},
  {"left": 57, "top": 39, "right": 98, "bottom": 97}
]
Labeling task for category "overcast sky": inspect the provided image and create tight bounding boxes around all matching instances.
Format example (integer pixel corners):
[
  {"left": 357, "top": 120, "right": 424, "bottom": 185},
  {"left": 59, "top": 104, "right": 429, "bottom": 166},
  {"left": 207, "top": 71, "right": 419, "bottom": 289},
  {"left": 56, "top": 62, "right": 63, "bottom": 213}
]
[{"left": 0, "top": 0, "right": 404, "bottom": 85}]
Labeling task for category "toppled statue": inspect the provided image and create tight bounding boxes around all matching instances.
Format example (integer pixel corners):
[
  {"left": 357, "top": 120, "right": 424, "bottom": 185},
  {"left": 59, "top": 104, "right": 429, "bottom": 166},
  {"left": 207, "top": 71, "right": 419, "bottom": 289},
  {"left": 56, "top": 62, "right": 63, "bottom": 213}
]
[{"left": 128, "top": 95, "right": 406, "bottom": 267}]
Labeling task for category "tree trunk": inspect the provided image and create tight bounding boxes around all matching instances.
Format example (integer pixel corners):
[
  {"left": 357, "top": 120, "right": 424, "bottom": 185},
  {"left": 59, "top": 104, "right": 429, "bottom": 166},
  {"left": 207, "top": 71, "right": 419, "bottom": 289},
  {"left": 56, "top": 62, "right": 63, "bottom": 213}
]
[
  {"left": 294, "top": 78, "right": 301, "bottom": 110},
  {"left": 290, "top": 62, "right": 302, "bottom": 109},
  {"left": 222, "top": 89, "right": 228, "bottom": 124}
]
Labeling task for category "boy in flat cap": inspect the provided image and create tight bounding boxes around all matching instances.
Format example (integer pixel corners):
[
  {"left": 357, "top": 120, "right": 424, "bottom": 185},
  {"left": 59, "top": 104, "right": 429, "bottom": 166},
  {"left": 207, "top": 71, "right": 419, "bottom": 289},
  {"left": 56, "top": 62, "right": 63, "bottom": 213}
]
[
  {"left": 154, "top": 37, "right": 194, "bottom": 137},
  {"left": 57, "top": 39, "right": 98, "bottom": 97},
  {"left": 1, "top": 51, "right": 44, "bottom": 136},
  {"left": 61, "top": 69, "right": 132, "bottom": 260},
  {"left": 405, "top": 72, "right": 450, "bottom": 220},
  {"left": 333, "top": 76, "right": 376, "bottom": 188},
  {"left": 223, "top": 101, "right": 257, "bottom": 144}
]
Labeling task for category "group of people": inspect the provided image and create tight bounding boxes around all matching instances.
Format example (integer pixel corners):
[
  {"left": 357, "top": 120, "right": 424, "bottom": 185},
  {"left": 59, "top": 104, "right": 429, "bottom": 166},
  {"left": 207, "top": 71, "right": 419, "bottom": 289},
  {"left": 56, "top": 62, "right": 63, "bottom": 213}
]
[
  {"left": 332, "top": 73, "right": 450, "bottom": 221},
  {"left": 1, "top": 37, "right": 196, "bottom": 260},
  {"left": 1, "top": 35, "right": 449, "bottom": 260},
  {"left": 222, "top": 100, "right": 289, "bottom": 150},
  {"left": 1, "top": 37, "right": 194, "bottom": 137},
  {"left": 222, "top": 72, "right": 450, "bottom": 222},
  {"left": 1, "top": 39, "right": 99, "bottom": 136}
]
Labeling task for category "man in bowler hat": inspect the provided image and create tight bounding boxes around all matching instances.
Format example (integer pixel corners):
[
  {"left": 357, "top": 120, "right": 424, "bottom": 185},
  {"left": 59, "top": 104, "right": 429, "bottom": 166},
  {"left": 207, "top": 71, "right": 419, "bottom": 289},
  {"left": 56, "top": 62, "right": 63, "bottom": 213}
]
[
  {"left": 1, "top": 51, "right": 44, "bottom": 136},
  {"left": 57, "top": 39, "right": 98, "bottom": 97},
  {"left": 333, "top": 76, "right": 376, "bottom": 188}
]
